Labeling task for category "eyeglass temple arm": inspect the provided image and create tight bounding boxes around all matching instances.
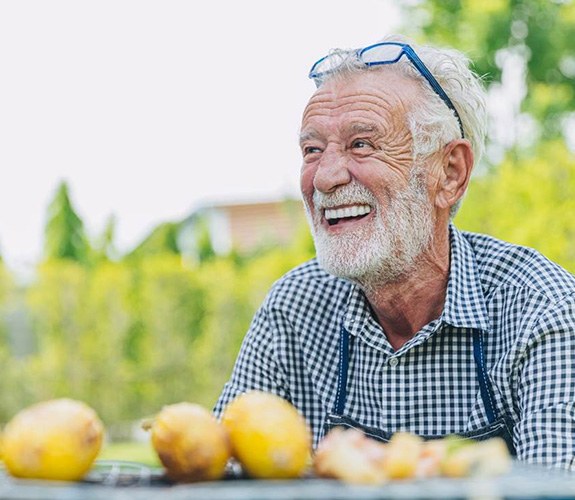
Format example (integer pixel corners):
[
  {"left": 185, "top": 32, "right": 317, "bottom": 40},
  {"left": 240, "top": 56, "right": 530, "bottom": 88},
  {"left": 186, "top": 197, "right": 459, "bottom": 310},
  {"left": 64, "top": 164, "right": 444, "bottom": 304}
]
[{"left": 402, "top": 46, "right": 465, "bottom": 139}]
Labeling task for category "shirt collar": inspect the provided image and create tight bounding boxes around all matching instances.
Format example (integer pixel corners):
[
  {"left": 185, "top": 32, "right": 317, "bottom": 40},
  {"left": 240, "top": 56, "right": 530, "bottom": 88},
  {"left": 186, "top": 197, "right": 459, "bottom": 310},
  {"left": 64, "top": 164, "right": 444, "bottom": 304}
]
[
  {"left": 344, "top": 224, "right": 490, "bottom": 342},
  {"left": 344, "top": 287, "right": 394, "bottom": 353},
  {"left": 441, "top": 224, "right": 490, "bottom": 331}
]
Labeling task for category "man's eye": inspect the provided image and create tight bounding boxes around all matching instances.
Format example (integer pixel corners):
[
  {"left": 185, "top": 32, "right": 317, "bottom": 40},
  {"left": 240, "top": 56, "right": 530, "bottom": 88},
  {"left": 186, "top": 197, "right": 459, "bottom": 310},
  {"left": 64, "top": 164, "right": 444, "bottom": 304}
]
[
  {"left": 303, "top": 146, "right": 322, "bottom": 155},
  {"left": 351, "top": 139, "right": 371, "bottom": 149}
]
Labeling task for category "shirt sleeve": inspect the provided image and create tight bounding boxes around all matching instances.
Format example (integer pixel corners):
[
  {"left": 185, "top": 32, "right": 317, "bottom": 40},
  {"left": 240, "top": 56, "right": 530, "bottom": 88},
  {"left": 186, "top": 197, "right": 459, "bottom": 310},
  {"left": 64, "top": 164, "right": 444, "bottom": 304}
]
[
  {"left": 514, "top": 294, "right": 575, "bottom": 470},
  {"left": 212, "top": 302, "right": 289, "bottom": 418}
]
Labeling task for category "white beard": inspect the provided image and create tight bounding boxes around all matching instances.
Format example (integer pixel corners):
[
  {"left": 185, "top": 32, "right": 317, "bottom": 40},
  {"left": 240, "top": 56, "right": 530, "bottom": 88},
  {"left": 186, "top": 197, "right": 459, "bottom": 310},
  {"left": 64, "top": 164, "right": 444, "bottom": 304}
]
[{"left": 304, "top": 168, "right": 434, "bottom": 287}]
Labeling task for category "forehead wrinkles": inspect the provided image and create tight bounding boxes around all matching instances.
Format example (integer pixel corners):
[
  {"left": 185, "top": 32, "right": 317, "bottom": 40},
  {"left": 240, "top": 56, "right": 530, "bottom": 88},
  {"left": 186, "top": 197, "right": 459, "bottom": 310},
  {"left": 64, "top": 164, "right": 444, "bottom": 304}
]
[
  {"left": 302, "top": 84, "right": 412, "bottom": 136},
  {"left": 304, "top": 90, "right": 396, "bottom": 117}
]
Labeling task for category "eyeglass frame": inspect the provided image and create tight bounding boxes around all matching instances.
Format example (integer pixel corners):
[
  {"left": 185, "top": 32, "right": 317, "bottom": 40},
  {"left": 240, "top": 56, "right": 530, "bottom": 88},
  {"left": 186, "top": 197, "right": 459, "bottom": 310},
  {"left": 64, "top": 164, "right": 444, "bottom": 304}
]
[{"left": 308, "top": 42, "right": 465, "bottom": 139}]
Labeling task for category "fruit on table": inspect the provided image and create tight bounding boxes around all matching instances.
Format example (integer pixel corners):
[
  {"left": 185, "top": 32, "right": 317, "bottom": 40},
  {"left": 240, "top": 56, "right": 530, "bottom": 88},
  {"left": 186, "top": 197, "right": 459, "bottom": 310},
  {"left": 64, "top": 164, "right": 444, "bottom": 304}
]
[
  {"left": 313, "top": 428, "right": 512, "bottom": 484},
  {"left": 314, "top": 427, "right": 388, "bottom": 485},
  {"left": 2, "top": 398, "right": 104, "bottom": 481},
  {"left": 149, "top": 402, "right": 231, "bottom": 482},
  {"left": 382, "top": 432, "right": 423, "bottom": 479},
  {"left": 222, "top": 390, "right": 312, "bottom": 479},
  {"left": 440, "top": 436, "right": 512, "bottom": 477}
]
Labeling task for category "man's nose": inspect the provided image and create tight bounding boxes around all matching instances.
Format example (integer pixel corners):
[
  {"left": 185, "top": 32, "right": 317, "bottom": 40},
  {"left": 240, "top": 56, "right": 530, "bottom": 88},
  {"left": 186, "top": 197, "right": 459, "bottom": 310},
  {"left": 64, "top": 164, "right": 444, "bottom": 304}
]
[{"left": 313, "top": 150, "right": 352, "bottom": 194}]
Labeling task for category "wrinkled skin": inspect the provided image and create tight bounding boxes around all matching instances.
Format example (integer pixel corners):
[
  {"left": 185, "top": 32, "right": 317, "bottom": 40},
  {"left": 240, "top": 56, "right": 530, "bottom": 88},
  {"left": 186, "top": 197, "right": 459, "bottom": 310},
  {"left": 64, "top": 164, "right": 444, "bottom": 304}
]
[{"left": 299, "top": 68, "right": 474, "bottom": 349}]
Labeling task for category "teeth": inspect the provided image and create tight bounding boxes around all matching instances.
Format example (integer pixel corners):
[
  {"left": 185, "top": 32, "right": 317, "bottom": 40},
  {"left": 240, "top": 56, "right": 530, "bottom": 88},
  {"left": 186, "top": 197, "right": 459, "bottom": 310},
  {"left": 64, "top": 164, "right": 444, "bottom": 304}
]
[{"left": 325, "top": 204, "right": 371, "bottom": 221}]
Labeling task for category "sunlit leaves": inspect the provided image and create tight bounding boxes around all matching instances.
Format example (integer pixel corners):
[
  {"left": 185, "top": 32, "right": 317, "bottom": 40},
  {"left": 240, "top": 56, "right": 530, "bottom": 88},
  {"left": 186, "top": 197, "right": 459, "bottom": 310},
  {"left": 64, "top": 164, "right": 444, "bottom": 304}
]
[
  {"left": 43, "top": 182, "right": 90, "bottom": 264},
  {"left": 0, "top": 229, "right": 314, "bottom": 428},
  {"left": 401, "top": 0, "right": 575, "bottom": 146},
  {"left": 456, "top": 140, "right": 575, "bottom": 271}
]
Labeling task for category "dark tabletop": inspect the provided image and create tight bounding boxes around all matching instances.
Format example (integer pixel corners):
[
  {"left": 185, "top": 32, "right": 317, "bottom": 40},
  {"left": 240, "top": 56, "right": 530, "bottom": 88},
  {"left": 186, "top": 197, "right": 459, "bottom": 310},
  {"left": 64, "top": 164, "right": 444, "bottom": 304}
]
[{"left": 1, "top": 460, "right": 574, "bottom": 500}]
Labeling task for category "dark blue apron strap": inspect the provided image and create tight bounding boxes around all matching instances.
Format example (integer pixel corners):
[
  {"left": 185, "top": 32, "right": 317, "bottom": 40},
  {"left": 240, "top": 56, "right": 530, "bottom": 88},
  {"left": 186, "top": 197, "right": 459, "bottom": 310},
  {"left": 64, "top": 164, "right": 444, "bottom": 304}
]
[
  {"left": 333, "top": 325, "right": 350, "bottom": 415},
  {"left": 472, "top": 329, "right": 497, "bottom": 424},
  {"left": 327, "top": 325, "right": 515, "bottom": 454}
]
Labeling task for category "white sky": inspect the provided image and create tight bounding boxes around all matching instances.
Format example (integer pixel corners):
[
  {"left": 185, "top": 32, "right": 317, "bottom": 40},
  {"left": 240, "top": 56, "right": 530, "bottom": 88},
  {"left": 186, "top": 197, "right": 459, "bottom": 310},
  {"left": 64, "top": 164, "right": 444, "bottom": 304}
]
[{"left": 0, "top": 0, "right": 400, "bottom": 273}]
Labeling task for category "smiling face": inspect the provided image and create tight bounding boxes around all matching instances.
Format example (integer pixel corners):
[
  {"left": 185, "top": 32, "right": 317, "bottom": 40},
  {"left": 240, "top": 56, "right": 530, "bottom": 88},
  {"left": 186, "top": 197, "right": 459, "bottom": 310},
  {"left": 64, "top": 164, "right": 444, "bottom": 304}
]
[{"left": 299, "top": 69, "right": 438, "bottom": 285}]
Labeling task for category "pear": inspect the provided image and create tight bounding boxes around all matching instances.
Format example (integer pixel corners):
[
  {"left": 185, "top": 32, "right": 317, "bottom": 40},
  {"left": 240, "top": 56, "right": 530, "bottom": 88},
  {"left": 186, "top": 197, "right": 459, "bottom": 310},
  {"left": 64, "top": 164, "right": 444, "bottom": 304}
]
[{"left": 149, "top": 402, "right": 231, "bottom": 482}]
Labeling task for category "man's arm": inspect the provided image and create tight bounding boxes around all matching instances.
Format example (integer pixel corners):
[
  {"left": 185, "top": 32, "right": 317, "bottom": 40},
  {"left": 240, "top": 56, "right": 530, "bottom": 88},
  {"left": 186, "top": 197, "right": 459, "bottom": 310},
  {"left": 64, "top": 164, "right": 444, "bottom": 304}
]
[
  {"left": 213, "top": 304, "right": 289, "bottom": 418},
  {"left": 514, "top": 294, "right": 575, "bottom": 470}
]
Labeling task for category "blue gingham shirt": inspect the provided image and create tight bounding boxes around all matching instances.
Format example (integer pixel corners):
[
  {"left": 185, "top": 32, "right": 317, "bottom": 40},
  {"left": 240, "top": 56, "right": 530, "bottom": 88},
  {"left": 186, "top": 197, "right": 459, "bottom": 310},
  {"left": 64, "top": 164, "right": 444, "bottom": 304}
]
[{"left": 214, "top": 225, "right": 575, "bottom": 470}]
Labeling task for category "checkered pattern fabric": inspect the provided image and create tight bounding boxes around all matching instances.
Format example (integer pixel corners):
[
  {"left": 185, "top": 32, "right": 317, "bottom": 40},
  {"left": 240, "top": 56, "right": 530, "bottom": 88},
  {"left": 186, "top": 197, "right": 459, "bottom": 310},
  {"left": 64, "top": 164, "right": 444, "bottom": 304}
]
[{"left": 214, "top": 225, "right": 575, "bottom": 470}]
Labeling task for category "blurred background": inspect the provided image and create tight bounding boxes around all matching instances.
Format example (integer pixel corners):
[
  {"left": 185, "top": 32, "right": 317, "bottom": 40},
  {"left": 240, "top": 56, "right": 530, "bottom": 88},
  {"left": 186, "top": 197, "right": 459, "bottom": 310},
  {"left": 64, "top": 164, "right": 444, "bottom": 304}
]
[{"left": 0, "top": 0, "right": 574, "bottom": 458}]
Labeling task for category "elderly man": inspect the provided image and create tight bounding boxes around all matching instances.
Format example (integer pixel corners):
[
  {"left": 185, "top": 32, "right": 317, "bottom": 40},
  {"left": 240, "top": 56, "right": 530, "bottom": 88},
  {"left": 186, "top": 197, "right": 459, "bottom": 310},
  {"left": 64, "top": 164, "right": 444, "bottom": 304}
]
[{"left": 214, "top": 35, "right": 575, "bottom": 470}]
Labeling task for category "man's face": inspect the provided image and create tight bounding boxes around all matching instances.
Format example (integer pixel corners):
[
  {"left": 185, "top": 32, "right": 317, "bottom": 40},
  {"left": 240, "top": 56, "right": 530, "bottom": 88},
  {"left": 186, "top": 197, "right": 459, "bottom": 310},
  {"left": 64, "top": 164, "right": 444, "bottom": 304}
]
[{"left": 299, "top": 70, "right": 436, "bottom": 284}]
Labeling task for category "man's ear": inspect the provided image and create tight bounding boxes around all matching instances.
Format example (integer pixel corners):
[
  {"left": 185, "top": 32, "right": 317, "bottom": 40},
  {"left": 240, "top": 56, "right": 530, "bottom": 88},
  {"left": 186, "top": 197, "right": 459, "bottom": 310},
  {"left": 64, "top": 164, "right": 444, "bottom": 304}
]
[{"left": 434, "top": 140, "right": 474, "bottom": 211}]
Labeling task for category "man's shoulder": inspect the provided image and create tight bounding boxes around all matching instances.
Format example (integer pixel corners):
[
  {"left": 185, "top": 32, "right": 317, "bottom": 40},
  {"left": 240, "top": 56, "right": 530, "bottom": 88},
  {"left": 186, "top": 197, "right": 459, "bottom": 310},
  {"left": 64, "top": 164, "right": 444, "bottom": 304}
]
[
  {"left": 273, "top": 258, "right": 350, "bottom": 288},
  {"left": 265, "top": 258, "right": 352, "bottom": 303},
  {"left": 460, "top": 229, "right": 575, "bottom": 300}
]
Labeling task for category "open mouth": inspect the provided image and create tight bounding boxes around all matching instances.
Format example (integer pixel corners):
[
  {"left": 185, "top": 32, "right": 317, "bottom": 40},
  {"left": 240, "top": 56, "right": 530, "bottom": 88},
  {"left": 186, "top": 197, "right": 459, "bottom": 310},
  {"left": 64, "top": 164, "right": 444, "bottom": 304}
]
[{"left": 324, "top": 204, "right": 372, "bottom": 226}]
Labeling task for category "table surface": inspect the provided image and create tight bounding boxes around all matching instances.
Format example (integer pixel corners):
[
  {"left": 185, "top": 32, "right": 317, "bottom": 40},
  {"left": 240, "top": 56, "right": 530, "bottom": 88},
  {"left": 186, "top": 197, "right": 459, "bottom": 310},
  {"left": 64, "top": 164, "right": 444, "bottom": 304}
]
[{"left": 1, "top": 460, "right": 574, "bottom": 500}]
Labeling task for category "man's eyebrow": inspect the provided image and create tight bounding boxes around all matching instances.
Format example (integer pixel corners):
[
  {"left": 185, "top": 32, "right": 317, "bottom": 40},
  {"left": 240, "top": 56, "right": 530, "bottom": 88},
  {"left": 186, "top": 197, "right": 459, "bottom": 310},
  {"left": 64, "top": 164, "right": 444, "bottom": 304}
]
[
  {"left": 299, "top": 130, "right": 321, "bottom": 144},
  {"left": 349, "top": 123, "right": 378, "bottom": 135},
  {"left": 299, "top": 123, "right": 379, "bottom": 143}
]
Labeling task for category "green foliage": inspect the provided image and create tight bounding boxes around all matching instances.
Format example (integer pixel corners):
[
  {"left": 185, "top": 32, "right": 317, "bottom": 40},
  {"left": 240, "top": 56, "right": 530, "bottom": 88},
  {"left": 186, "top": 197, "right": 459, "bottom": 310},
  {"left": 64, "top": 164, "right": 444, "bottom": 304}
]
[
  {"left": 93, "top": 215, "right": 119, "bottom": 263},
  {"left": 0, "top": 150, "right": 571, "bottom": 430},
  {"left": 194, "top": 217, "right": 217, "bottom": 263},
  {"left": 456, "top": 140, "right": 575, "bottom": 272},
  {"left": 0, "top": 179, "right": 315, "bottom": 430},
  {"left": 43, "top": 181, "right": 90, "bottom": 264},
  {"left": 0, "top": 1, "right": 571, "bottom": 436},
  {"left": 98, "top": 441, "right": 160, "bottom": 467},
  {"left": 126, "top": 256, "right": 206, "bottom": 414},
  {"left": 400, "top": 0, "right": 575, "bottom": 141},
  {"left": 0, "top": 229, "right": 314, "bottom": 432},
  {"left": 125, "top": 222, "right": 181, "bottom": 261}
]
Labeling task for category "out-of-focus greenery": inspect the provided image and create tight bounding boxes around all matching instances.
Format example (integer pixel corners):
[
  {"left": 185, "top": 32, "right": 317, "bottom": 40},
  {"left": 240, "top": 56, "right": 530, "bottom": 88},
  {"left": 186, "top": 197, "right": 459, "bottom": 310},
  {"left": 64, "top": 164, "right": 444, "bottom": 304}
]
[
  {"left": 398, "top": 0, "right": 575, "bottom": 268},
  {"left": 400, "top": 0, "right": 575, "bottom": 143},
  {"left": 0, "top": 135, "right": 573, "bottom": 435},
  {"left": 44, "top": 181, "right": 91, "bottom": 264},
  {"left": 455, "top": 140, "right": 575, "bottom": 270},
  {"left": 0, "top": 192, "right": 316, "bottom": 435},
  {"left": 98, "top": 441, "right": 160, "bottom": 467},
  {"left": 0, "top": 0, "right": 573, "bottom": 438}
]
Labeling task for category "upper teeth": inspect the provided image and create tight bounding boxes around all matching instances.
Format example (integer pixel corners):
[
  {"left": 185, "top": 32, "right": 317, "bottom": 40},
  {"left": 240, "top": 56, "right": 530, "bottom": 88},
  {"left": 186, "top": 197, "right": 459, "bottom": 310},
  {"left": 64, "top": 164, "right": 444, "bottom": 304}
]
[{"left": 325, "top": 204, "right": 371, "bottom": 221}]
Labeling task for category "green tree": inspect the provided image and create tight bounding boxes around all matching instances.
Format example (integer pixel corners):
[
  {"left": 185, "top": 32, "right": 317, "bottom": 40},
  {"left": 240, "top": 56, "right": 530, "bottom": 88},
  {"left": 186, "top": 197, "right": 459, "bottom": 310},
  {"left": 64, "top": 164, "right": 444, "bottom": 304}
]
[
  {"left": 401, "top": 0, "right": 575, "bottom": 149},
  {"left": 125, "top": 255, "right": 207, "bottom": 414},
  {"left": 195, "top": 217, "right": 217, "bottom": 263},
  {"left": 456, "top": 140, "right": 575, "bottom": 271},
  {"left": 93, "top": 214, "right": 119, "bottom": 262},
  {"left": 3, "top": 221, "right": 317, "bottom": 428},
  {"left": 124, "top": 222, "right": 181, "bottom": 261},
  {"left": 43, "top": 181, "right": 90, "bottom": 264},
  {"left": 25, "top": 261, "right": 88, "bottom": 402}
]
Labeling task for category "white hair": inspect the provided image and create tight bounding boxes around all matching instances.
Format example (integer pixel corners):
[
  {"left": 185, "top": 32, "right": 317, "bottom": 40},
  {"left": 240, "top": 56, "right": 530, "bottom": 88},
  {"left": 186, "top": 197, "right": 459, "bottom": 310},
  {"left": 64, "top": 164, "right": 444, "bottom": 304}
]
[{"left": 314, "top": 35, "right": 488, "bottom": 218}]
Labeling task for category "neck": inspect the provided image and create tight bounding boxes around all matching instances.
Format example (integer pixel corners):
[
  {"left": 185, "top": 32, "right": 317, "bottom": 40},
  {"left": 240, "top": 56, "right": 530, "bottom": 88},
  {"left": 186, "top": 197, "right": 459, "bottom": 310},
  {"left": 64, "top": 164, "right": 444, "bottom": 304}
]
[{"left": 358, "top": 228, "right": 451, "bottom": 351}]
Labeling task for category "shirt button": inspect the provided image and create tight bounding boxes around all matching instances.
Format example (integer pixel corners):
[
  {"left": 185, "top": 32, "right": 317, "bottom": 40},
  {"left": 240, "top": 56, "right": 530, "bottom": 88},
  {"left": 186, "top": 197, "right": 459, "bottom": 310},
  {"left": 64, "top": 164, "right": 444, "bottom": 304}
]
[{"left": 388, "top": 358, "right": 399, "bottom": 367}]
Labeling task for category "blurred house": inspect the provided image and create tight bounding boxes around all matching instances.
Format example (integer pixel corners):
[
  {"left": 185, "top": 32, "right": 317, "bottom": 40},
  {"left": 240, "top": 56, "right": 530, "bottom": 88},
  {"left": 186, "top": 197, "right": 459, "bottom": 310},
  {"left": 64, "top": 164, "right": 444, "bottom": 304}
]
[{"left": 177, "top": 198, "right": 308, "bottom": 261}]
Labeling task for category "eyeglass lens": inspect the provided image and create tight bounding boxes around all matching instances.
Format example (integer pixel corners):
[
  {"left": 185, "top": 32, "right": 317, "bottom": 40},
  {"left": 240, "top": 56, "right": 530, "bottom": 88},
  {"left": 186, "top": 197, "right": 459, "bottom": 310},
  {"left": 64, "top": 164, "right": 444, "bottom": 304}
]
[
  {"left": 309, "top": 43, "right": 464, "bottom": 138},
  {"left": 359, "top": 44, "right": 404, "bottom": 65}
]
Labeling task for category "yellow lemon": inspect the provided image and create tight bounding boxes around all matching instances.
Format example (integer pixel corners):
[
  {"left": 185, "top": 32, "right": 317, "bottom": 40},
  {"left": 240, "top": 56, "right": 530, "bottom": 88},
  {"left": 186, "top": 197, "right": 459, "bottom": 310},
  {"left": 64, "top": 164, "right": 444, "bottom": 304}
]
[
  {"left": 2, "top": 398, "right": 104, "bottom": 481},
  {"left": 150, "top": 402, "right": 231, "bottom": 483},
  {"left": 222, "top": 391, "right": 311, "bottom": 479}
]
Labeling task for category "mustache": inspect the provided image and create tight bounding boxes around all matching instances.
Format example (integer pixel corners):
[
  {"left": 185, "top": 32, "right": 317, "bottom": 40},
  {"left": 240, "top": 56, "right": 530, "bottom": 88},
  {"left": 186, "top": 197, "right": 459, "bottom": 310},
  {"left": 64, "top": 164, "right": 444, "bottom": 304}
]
[{"left": 313, "top": 182, "right": 376, "bottom": 210}]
